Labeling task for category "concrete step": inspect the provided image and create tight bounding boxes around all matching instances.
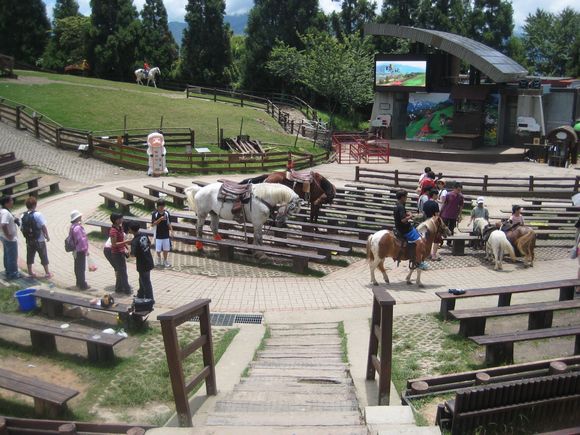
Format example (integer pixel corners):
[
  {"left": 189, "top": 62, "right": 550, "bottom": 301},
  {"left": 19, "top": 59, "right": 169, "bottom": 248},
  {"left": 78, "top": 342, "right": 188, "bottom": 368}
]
[
  {"left": 237, "top": 375, "right": 353, "bottom": 385},
  {"left": 226, "top": 389, "right": 357, "bottom": 402},
  {"left": 147, "top": 425, "right": 368, "bottom": 435},
  {"left": 247, "top": 367, "right": 350, "bottom": 379},
  {"left": 206, "top": 411, "right": 363, "bottom": 427},
  {"left": 233, "top": 382, "right": 355, "bottom": 395},
  {"left": 257, "top": 349, "right": 344, "bottom": 357},
  {"left": 249, "top": 360, "right": 346, "bottom": 368},
  {"left": 215, "top": 398, "right": 359, "bottom": 413},
  {"left": 266, "top": 337, "right": 342, "bottom": 345},
  {"left": 270, "top": 329, "right": 339, "bottom": 337},
  {"left": 365, "top": 406, "right": 415, "bottom": 425},
  {"left": 269, "top": 323, "right": 340, "bottom": 330},
  {"left": 375, "top": 425, "right": 441, "bottom": 434}
]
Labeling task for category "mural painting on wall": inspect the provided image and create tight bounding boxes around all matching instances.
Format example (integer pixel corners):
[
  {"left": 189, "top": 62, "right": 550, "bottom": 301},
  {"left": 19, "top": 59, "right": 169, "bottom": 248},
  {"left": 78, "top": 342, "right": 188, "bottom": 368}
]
[
  {"left": 484, "top": 94, "right": 499, "bottom": 146},
  {"left": 406, "top": 93, "right": 453, "bottom": 142}
]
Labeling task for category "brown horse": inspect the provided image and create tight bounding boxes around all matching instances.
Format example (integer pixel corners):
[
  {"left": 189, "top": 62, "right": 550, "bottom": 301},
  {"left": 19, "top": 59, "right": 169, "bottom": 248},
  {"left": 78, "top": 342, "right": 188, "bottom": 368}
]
[
  {"left": 504, "top": 225, "right": 536, "bottom": 267},
  {"left": 366, "top": 216, "right": 451, "bottom": 287},
  {"left": 240, "top": 170, "right": 336, "bottom": 222}
]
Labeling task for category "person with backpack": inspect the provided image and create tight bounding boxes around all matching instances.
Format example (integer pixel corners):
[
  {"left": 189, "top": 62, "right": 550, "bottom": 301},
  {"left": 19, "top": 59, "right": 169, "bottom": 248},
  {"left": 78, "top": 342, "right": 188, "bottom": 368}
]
[{"left": 20, "top": 196, "right": 52, "bottom": 279}]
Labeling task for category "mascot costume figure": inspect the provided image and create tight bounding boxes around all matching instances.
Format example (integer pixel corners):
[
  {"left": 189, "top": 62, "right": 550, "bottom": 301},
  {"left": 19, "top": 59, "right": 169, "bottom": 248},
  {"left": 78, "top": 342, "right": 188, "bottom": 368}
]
[{"left": 147, "top": 132, "right": 168, "bottom": 176}]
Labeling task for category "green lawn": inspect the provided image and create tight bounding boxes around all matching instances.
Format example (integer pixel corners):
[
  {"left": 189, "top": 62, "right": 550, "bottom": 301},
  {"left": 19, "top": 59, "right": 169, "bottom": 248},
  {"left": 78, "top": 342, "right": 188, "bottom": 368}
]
[{"left": 0, "top": 70, "right": 313, "bottom": 148}]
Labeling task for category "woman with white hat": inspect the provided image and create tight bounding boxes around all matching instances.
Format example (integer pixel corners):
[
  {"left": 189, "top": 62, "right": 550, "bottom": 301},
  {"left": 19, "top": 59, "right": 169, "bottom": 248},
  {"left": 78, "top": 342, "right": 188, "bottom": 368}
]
[{"left": 69, "top": 210, "right": 90, "bottom": 290}]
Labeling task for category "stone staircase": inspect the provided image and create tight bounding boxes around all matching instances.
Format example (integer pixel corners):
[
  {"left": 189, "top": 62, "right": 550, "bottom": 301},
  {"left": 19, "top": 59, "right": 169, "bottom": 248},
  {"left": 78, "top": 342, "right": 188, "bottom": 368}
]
[{"left": 205, "top": 322, "right": 367, "bottom": 434}]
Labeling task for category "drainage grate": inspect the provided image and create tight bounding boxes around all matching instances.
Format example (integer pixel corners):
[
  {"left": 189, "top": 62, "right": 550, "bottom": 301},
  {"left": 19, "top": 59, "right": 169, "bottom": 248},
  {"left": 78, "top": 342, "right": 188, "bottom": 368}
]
[
  {"left": 189, "top": 313, "right": 263, "bottom": 326},
  {"left": 234, "top": 314, "right": 263, "bottom": 325}
]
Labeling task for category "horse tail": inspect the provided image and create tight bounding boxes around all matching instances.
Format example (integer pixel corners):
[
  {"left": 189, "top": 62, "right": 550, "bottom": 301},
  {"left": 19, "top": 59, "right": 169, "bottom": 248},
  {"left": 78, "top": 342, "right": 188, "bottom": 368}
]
[
  {"left": 239, "top": 174, "right": 268, "bottom": 185},
  {"left": 517, "top": 230, "right": 536, "bottom": 261},
  {"left": 503, "top": 237, "right": 517, "bottom": 261},
  {"left": 184, "top": 184, "right": 202, "bottom": 213},
  {"left": 366, "top": 235, "right": 374, "bottom": 263}
]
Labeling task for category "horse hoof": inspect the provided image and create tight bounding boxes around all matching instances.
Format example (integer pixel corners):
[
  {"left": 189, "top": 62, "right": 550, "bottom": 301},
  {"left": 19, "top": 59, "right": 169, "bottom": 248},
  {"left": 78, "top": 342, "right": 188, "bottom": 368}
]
[
  {"left": 406, "top": 281, "right": 412, "bottom": 285},
  {"left": 418, "top": 283, "right": 425, "bottom": 288},
  {"left": 372, "top": 281, "right": 378, "bottom": 286}
]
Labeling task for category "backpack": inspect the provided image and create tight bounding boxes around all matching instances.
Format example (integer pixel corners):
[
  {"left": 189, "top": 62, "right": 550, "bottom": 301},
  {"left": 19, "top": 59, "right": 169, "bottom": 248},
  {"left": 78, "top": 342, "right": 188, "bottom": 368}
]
[
  {"left": 64, "top": 228, "right": 75, "bottom": 253},
  {"left": 21, "top": 211, "right": 41, "bottom": 242}
]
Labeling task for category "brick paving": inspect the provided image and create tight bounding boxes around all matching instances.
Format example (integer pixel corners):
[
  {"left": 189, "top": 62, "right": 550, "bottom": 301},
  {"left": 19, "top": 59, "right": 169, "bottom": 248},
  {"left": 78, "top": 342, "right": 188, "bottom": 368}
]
[{"left": 0, "top": 120, "right": 576, "bottom": 314}]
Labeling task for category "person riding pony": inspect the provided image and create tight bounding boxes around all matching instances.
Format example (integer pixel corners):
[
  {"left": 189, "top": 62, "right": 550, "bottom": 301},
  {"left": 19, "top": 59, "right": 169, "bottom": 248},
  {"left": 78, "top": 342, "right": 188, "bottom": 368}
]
[
  {"left": 143, "top": 61, "right": 150, "bottom": 78},
  {"left": 394, "top": 190, "right": 428, "bottom": 270}
]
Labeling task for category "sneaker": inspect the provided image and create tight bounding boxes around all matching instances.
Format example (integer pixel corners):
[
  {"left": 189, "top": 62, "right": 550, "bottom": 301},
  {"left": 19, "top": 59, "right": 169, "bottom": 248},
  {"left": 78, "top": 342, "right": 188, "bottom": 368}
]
[
  {"left": 164, "top": 261, "right": 171, "bottom": 268},
  {"left": 417, "top": 262, "right": 429, "bottom": 270},
  {"left": 156, "top": 258, "right": 163, "bottom": 267}
]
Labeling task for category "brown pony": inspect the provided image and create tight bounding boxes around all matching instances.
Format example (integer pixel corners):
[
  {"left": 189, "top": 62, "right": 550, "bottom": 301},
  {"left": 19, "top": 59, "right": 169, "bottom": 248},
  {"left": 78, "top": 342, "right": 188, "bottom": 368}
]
[
  {"left": 240, "top": 170, "right": 336, "bottom": 222},
  {"left": 504, "top": 225, "right": 536, "bottom": 267},
  {"left": 366, "top": 216, "right": 451, "bottom": 287}
]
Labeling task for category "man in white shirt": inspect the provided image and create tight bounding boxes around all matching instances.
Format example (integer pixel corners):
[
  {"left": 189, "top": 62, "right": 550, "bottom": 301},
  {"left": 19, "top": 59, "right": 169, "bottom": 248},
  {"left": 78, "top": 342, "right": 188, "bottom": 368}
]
[{"left": 0, "top": 196, "right": 21, "bottom": 279}]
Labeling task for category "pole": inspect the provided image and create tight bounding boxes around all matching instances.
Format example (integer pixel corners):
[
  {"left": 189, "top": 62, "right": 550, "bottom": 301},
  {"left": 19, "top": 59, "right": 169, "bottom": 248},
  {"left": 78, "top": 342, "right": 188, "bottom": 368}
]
[
  {"left": 160, "top": 115, "right": 164, "bottom": 130},
  {"left": 216, "top": 118, "right": 220, "bottom": 147},
  {"left": 239, "top": 117, "right": 244, "bottom": 137},
  {"left": 294, "top": 121, "right": 302, "bottom": 147}
]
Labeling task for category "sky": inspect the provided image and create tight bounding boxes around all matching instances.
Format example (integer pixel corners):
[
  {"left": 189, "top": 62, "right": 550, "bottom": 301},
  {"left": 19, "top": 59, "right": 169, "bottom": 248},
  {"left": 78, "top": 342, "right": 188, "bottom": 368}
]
[{"left": 44, "top": 0, "right": 578, "bottom": 28}]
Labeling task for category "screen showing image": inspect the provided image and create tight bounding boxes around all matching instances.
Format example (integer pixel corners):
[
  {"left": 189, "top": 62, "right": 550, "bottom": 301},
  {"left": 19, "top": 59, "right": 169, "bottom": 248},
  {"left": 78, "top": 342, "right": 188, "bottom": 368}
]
[{"left": 375, "top": 60, "right": 427, "bottom": 88}]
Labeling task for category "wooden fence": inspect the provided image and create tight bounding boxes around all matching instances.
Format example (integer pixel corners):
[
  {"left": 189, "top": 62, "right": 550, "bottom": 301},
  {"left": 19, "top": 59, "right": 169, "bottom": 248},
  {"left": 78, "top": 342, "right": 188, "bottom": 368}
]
[
  {"left": 355, "top": 167, "right": 580, "bottom": 199},
  {"left": 158, "top": 299, "right": 216, "bottom": 427},
  {"left": 0, "top": 98, "right": 326, "bottom": 174}
]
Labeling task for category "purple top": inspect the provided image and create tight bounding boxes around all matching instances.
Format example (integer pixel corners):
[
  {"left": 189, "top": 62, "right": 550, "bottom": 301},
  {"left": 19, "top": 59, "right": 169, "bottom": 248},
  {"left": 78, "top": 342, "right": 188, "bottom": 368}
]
[
  {"left": 71, "top": 223, "right": 88, "bottom": 253},
  {"left": 440, "top": 191, "right": 464, "bottom": 220}
]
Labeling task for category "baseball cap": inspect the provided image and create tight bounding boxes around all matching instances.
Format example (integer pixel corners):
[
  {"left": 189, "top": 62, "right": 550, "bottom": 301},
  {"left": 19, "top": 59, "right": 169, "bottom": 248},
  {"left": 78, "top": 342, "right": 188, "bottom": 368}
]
[{"left": 477, "top": 196, "right": 484, "bottom": 204}]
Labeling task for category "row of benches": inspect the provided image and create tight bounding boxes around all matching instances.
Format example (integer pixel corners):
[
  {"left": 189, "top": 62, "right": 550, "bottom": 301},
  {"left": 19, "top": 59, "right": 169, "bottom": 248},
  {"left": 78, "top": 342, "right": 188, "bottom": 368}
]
[
  {"left": 1, "top": 172, "right": 60, "bottom": 199},
  {"left": 437, "top": 279, "right": 580, "bottom": 366}
]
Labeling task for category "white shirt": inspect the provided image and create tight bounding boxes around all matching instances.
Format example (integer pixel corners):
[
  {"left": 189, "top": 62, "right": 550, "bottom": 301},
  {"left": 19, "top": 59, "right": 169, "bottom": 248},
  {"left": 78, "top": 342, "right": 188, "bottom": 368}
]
[{"left": 0, "top": 208, "right": 18, "bottom": 241}]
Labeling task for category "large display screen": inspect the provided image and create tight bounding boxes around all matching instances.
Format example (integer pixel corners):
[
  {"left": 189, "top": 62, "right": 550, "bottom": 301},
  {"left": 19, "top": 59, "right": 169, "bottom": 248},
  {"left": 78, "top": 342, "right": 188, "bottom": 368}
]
[{"left": 375, "top": 57, "right": 428, "bottom": 91}]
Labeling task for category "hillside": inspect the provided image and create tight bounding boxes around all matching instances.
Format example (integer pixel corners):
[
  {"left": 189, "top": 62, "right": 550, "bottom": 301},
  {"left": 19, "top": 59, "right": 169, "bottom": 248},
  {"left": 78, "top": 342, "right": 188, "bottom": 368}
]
[{"left": 0, "top": 70, "right": 311, "bottom": 149}]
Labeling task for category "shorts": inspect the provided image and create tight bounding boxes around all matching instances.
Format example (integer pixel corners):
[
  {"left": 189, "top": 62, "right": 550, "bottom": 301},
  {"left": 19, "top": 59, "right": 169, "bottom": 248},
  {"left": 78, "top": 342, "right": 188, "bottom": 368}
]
[
  {"left": 27, "top": 240, "right": 49, "bottom": 266},
  {"left": 405, "top": 227, "right": 421, "bottom": 243},
  {"left": 155, "top": 238, "right": 171, "bottom": 252}
]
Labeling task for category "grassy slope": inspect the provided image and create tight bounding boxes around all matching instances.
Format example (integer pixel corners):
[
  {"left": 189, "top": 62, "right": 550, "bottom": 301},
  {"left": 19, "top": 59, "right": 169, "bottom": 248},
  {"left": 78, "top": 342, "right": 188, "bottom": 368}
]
[{"left": 0, "top": 70, "right": 312, "bottom": 148}]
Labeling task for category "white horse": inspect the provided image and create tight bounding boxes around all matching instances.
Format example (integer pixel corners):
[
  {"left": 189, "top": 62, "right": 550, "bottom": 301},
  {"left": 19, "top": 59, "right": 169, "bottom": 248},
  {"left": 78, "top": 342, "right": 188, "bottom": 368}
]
[
  {"left": 486, "top": 230, "right": 516, "bottom": 270},
  {"left": 135, "top": 66, "right": 160, "bottom": 87},
  {"left": 473, "top": 217, "right": 489, "bottom": 238},
  {"left": 185, "top": 182, "right": 301, "bottom": 250}
]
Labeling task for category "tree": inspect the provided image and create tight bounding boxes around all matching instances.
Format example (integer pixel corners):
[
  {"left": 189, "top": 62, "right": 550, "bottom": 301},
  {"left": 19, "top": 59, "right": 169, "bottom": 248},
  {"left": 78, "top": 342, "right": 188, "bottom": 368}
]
[
  {"left": 42, "top": 15, "right": 90, "bottom": 70},
  {"left": 140, "top": 0, "right": 178, "bottom": 72},
  {"left": 379, "top": 0, "right": 419, "bottom": 26},
  {"left": 331, "top": 0, "right": 377, "bottom": 39},
  {"left": 243, "top": 0, "right": 325, "bottom": 90},
  {"left": 53, "top": 0, "right": 79, "bottom": 21},
  {"left": 267, "top": 32, "right": 374, "bottom": 116},
  {"left": 0, "top": 0, "right": 50, "bottom": 64},
  {"left": 469, "top": 0, "right": 513, "bottom": 52},
  {"left": 87, "top": 0, "right": 142, "bottom": 81},
  {"left": 416, "top": 0, "right": 471, "bottom": 35},
  {"left": 522, "top": 8, "right": 580, "bottom": 76},
  {"left": 180, "top": 0, "right": 232, "bottom": 86}
]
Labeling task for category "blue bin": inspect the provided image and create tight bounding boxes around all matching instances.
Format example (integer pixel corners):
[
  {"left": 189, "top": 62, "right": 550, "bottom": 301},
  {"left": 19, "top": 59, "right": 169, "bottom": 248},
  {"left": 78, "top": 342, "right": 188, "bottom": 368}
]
[{"left": 14, "top": 288, "right": 37, "bottom": 312}]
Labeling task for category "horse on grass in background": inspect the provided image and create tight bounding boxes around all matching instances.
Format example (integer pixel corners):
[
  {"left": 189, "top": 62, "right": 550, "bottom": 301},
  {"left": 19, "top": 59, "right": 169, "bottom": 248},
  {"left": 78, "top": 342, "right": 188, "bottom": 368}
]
[
  {"left": 486, "top": 230, "right": 517, "bottom": 270},
  {"left": 184, "top": 182, "right": 301, "bottom": 250},
  {"left": 240, "top": 170, "right": 336, "bottom": 223},
  {"left": 366, "top": 216, "right": 451, "bottom": 287},
  {"left": 135, "top": 66, "right": 160, "bottom": 87}
]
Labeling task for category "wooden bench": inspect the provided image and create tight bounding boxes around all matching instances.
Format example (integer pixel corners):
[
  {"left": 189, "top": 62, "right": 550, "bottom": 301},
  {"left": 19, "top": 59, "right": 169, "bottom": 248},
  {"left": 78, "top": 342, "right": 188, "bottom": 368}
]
[
  {"left": 143, "top": 184, "right": 187, "bottom": 208},
  {"left": 437, "top": 279, "right": 579, "bottom": 320},
  {"left": 116, "top": 187, "right": 158, "bottom": 209},
  {"left": 0, "top": 416, "right": 155, "bottom": 433},
  {"left": 1, "top": 176, "right": 41, "bottom": 195},
  {"left": 168, "top": 182, "right": 188, "bottom": 194},
  {"left": 286, "top": 218, "right": 377, "bottom": 240},
  {"left": 0, "top": 313, "right": 126, "bottom": 362},
  {"left": 450, "top": 299, "right": 580, "bottom": 337},
  {"left": 11, "top": 182, "right": 60, "bottom": 199},
  {"left": 99, "top": 192, "right": 133, "bottom": 214},
  {"left": 1, "top": 171, "right": 20, "bottom": 185},
  {"left": 446, "top": 234, "right": 479, "bottom": 256},
  {"left": 471, "top": 324, "right": 580, "bottom": 366},
  {"left": 435, "top": 371, "right": 580, "bottom": 434},
  {"left": 34, "top": 288, "right": 135, "bottom": 329},
  {"left": 0, "top": 368, "right": 79, "bottom": 417}
]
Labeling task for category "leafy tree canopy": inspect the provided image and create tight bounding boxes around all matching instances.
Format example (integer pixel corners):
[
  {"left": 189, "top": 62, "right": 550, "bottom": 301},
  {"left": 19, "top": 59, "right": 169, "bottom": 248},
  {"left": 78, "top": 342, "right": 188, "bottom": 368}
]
[
  {"left": 53, "top": 0, "right": 80, "bottom": 21},
  {"left": 42, "top": 15, "right": 90, "bottom": 71},
  {"left": 140, "top": 0, "right": 178, "bottom": 72}
]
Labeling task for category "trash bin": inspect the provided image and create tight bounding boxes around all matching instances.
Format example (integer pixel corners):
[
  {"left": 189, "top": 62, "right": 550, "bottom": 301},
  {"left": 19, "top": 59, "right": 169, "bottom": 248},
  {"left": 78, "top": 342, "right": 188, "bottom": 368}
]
[{"left": 14, "top": 288, "right": 37, "bottom": 312}]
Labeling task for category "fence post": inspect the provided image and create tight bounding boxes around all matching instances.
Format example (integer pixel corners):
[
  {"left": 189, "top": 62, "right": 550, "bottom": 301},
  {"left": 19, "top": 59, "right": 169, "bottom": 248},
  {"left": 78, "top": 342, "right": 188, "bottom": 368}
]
[
  {"left": 394, "top": 169, "right": 399, "bottom": 186},
  {"left": 123, "top": 132, "right": 129, "bottom": 146},
  {"left": 483, "top": 175, "right": 488, "bottom": 192},
  {"left": 0, "top": 98, "right": 4, "bottom": 121},
  {"left": 87, "top": 133, "right": 94, "bottom": 156},
  {"left": 187, "top": 129, "right": 194, "bottom": 154},
  {"left": 31, "top": 115, "right": 41, "bottom": 139},
  {"left": 366, "top": 288, "right": 396, "bottom": 405},
  {"left": 213, "top": 89, "right": 217, "bottom": 102},
  {"left": 56, "top": 128, "right": 62, "bottom": 149},
  {"left": 240, "top": 96, "right": 244, "bottom": 107},
  {"left": 186, "top": 87, "right": 189, "bottom": 99},
  {"left": 529, "top": 175, "right": 534, "bottom": 192},
  {"left": 355, "top": 166, "right": 360, "bottom": 181},
  {"left": 291, "top": 120, "right": 294, "bottom": 134},
  {"left": 15, "top": 106, "right": 22, "bottom": 130}
]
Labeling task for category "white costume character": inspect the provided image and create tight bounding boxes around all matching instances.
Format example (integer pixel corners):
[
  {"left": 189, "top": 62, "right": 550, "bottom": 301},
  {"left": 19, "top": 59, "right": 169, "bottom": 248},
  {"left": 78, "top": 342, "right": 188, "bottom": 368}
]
[{"left": 147, "top": 132, "right": 168, "bottom": 176}]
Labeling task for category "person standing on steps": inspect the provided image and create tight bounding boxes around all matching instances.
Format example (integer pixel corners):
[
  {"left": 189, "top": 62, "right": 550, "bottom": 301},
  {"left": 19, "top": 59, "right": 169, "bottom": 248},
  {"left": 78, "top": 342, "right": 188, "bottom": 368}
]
[
  {"left": 69, "top": 210, "right": 89, "bottom": 290},
  {"left": 21, "top": 196, "right": 52, "bottom": 279},
  {"left": 0, "top": 195, "right": 21, "bottom": 280},
  {"left": 151, "top": 199, "right": 173, "bottom": 268}
]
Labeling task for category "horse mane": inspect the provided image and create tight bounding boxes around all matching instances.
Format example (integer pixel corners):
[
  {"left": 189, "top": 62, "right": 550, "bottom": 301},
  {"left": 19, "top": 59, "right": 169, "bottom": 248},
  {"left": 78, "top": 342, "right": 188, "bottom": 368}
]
[
  {"left": 417, "top": 217, "right": 435, "bottom": 235},
  {"left": 239, "top": 174, "right": 268, "bottom": 185},
  {"left": 252, "top": 183, "right": 297, "bottom": 204}
]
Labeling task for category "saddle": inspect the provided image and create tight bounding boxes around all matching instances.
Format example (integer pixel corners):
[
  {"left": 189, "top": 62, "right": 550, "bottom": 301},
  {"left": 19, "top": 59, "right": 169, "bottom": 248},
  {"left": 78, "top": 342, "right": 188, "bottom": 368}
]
[
  {"left": 287, "top": 169, "right": 313, "bottom": 183},
  {"left": 217, "top": 180, "right": 252, "bottom": 220}
]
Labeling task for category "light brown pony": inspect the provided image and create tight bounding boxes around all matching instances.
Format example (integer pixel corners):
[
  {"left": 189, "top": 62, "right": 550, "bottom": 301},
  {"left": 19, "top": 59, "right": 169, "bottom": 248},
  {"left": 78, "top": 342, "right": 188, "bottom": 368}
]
[
  {"left": 240, "top": 171, "right": 336, "bottom": 222},
  {"left": 366, "top": 216, "right": 451, "bottom": 287},
  {"left": 504, "top": 225, "right": 536, "bottom": 267}
]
